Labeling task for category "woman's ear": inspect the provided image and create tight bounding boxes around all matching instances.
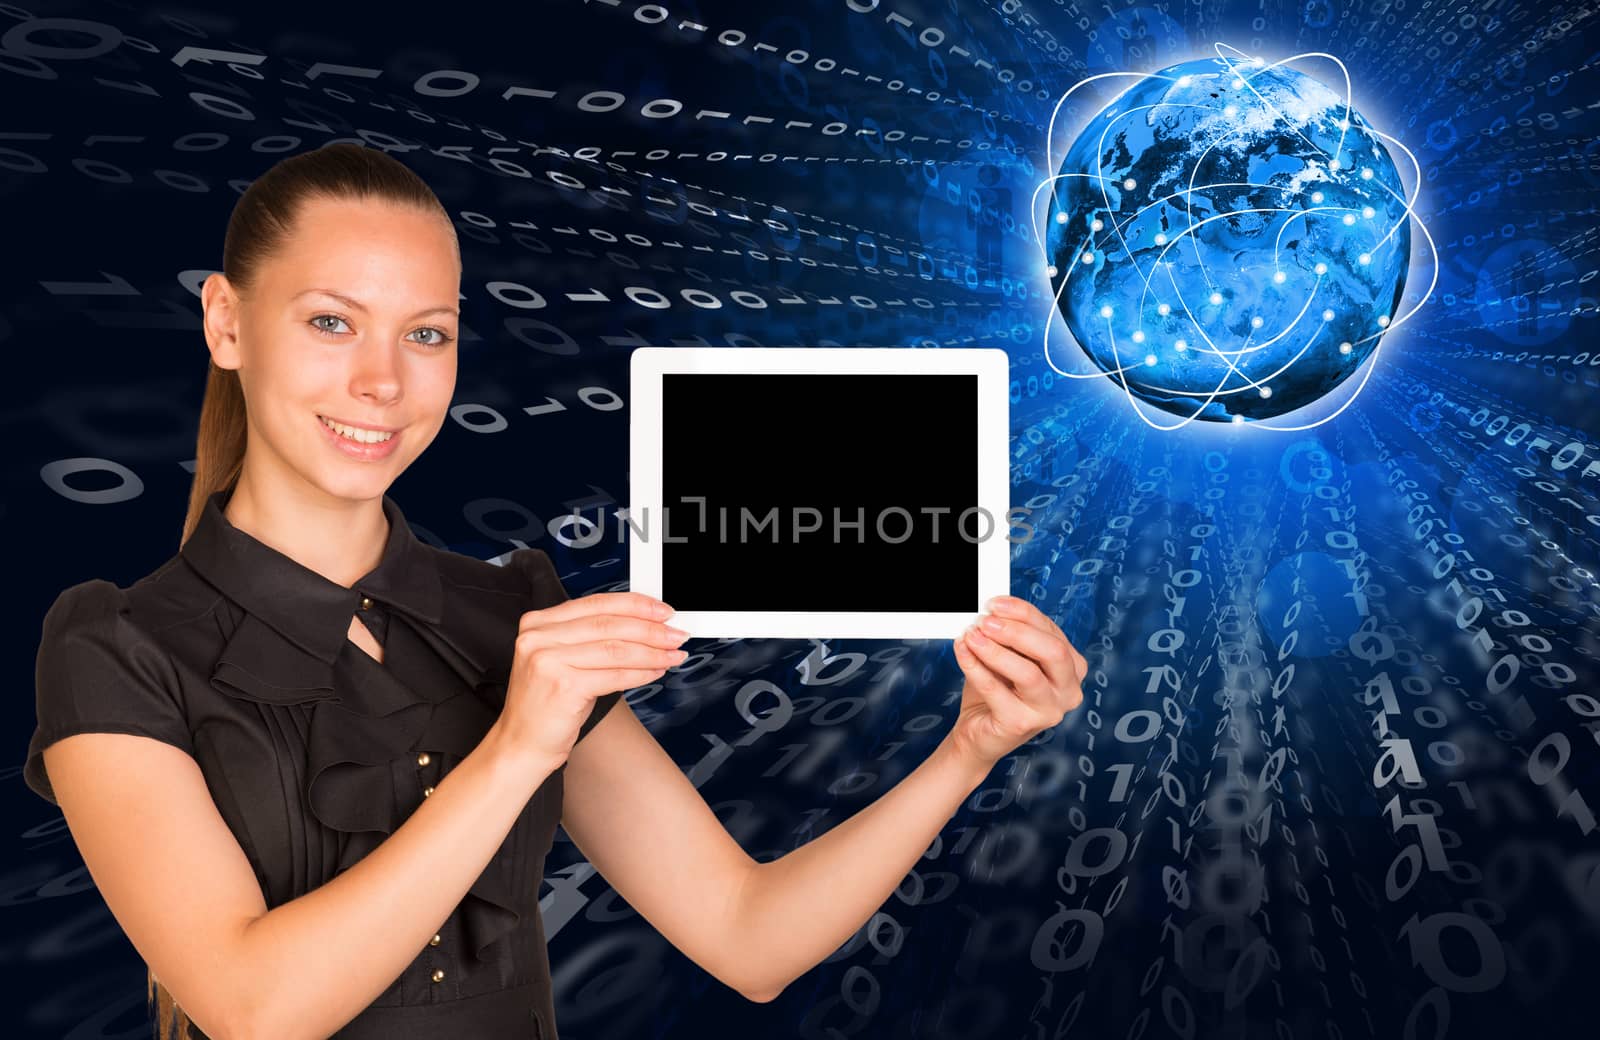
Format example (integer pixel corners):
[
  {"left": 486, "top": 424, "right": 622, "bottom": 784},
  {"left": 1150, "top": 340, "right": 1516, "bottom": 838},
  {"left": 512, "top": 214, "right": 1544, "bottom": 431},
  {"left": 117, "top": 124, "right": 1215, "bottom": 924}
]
[{"left": 201, "top": 273, "right": 243, "bottom": 371}]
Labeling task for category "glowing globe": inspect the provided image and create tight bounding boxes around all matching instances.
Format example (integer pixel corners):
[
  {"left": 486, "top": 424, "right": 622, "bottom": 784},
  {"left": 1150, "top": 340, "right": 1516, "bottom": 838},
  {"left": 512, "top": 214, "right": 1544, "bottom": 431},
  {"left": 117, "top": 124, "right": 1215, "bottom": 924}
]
[{"left": 1046, "top": 54, "right": 1412, "bottom": 423}]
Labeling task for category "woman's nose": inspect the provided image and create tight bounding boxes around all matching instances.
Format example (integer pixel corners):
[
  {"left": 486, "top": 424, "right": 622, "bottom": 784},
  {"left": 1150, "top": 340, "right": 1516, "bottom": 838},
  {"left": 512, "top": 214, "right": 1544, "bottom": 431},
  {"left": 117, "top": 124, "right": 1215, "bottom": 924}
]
[{"left": 349, "top": 338, "right": 403, "bottom": 401}]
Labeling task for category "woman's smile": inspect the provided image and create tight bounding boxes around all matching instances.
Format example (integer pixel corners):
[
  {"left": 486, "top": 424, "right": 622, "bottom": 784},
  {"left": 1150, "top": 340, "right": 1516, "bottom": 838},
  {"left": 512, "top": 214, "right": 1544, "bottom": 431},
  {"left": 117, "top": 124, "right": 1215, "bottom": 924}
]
[{"left": 317, "top": 413, "right": 402, "bottom": 459}]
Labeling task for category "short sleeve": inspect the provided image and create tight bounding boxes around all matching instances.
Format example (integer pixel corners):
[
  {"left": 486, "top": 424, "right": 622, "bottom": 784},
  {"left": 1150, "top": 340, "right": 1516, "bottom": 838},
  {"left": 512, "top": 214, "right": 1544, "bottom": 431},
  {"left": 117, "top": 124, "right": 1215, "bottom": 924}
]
[
  {"left": 24, "top": 580, "right": 195, "bottom": 807},
  {"left": 513, "top": 549, "right": 624, "bottom": 746}
]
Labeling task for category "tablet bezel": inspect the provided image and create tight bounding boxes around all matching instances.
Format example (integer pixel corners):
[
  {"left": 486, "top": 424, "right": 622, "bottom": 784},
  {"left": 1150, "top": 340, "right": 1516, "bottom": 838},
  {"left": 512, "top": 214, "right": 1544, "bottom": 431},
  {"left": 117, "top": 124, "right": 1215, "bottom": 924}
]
[{"left": 629, "top": 347, "right": 1011, "bottom": 639}]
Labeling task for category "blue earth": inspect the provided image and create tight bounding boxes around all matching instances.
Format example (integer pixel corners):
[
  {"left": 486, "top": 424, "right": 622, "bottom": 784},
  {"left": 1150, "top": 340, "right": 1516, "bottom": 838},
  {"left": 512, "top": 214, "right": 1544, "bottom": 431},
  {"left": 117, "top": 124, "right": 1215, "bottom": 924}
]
[{"left": 1047, "top": 55, "right": 1411, "bottom": 422}]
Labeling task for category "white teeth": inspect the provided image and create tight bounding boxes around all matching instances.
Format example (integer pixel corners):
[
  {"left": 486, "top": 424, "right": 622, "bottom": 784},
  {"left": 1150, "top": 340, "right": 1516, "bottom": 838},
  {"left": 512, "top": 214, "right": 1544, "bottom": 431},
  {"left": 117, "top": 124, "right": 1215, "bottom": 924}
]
[{"left": 319, "top": 415, "right": 394, "bottom": 444}]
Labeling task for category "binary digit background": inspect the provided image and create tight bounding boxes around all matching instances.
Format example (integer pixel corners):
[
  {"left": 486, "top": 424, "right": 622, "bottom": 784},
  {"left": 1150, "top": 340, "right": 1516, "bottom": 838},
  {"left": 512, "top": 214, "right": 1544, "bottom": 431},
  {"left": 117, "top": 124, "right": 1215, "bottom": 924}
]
[{"left": 4, "top": 2, "right": 1598, "bottom": 1038}]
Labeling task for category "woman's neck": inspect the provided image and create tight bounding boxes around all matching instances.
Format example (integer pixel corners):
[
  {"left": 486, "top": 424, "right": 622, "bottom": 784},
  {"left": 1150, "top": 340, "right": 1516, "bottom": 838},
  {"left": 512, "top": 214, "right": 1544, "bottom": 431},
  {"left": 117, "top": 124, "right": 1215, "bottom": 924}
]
[{"left": 223, "top": 476, "right": 390, "bottom": 589}]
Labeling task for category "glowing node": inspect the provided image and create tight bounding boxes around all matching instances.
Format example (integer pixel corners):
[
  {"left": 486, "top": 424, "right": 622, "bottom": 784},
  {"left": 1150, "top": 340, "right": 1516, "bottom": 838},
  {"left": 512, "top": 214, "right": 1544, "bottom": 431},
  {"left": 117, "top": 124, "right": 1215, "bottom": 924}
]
[
  {"left": 1251, "top": 316, "right": 1264, "bottom": 328},
  {"left": 1099, "top": 305, "right": 1113, "bottom": 318},
  {"left": 1144, "top": 354, "right": 1157, "bottom": 366},
  {"left": 1273, "top": 270, "right": 1286, "bottom": 284},
  {"left": 1322, "top": 309, "right": 1335, "bottom": 321},
  {"left": 1123, "top": 178, "right": 1137, "bottom": 190},
  {"left": 1090, "top": 218, "right": 1104, "bottom": 231},
  {"left": 1082, "top": 252, "right": 1095, "bottom": 264},
  {"left": 1133, "top": 330, "right": 1146, "bottom": 343},
  {"left": 1361, "top": 168, "right": 1374, "bottom": 180},
  {"left": 1363, "top": 206, "right": 1376, "bottom": 219},
  {"left": 1339, "top": 342, "right": 1353, "bottom": 354},
  {"left": 1232, "top": 414, "right": 1244, "bottom": 424},
  {"left": 1377, "top": 315, "right": 1391, "bottom": 327},
  {"left": 1157, "top": 303, "right": 1171, "bottom": 315},
  {"left": 1359, "top": 253, "right": 1372, "bottom": 265},
  {"left": 1311, "top": 191, "right": 1324, "bottom": 203},
  {"left": 1209, "top": 291, "right": 1224, "bottom": 305},
  {"left": 1224, "top": 105, "right": 1238, "bottom": 118},
  {"left": 1314, "top": 262, "right": 1328, "bottom": 275},
  {"left": 1154, "top": 232, "right": 1168, "bottom": 245},
  {"left": 1174, "top": 339, "right": 1188, "bottom": 351},
  {"left": 1329, "top": 158, "right": 1341, "bottom": 170},
  {"left": 1342, "top": 214, "right": 1356, "bottom": 225},
  {"left": 1259, "top": 386, "right": 1272, "bottom": 398},
  {"left": 1177, "top": 76, "right": 1192, "bottom": 86},
  {"left": 1232, "top": 78, "right": 1243, "bottom": 88},
  {"left": 1338, "top": 119, "right": 1351, "bottom": 130},
  {"left": 1046, "top": 265, "right": 1058, "bottom": 278},
  {"left": 1055, "top": 212, "right": 1068, "bottom": 224}
]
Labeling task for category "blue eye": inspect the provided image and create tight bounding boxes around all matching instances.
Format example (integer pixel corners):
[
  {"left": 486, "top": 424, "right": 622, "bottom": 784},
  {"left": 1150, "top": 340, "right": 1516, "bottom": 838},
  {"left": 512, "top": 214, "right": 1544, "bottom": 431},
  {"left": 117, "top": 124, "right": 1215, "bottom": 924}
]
[
  {"left": 308, "top": 314, "right": 454, "bottom": 349},
  {"left": 310, "top": 314, "right": 351, "bottom": 335},
  {"left": 410, "top": 327, "right": 455, "bottom": 348}
]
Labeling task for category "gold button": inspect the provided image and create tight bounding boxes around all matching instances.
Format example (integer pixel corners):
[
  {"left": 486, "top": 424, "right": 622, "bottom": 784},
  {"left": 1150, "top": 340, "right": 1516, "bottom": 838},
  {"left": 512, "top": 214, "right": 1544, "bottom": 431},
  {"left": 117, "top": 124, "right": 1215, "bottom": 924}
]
[
  {"left": 423, "top": 786, "right": 434, "bottom": 798},
  {"left": 359, "top": 595, "right": 373, "bottom": 610},
  {"left": 431, "top": 969, "right": 445, "bottom": 983},
  {"left": 429, "top": 933, "right": 441, "bottom": 947},
  {"left": 416, "top": 752, "right": 431, "bottom": 767}
]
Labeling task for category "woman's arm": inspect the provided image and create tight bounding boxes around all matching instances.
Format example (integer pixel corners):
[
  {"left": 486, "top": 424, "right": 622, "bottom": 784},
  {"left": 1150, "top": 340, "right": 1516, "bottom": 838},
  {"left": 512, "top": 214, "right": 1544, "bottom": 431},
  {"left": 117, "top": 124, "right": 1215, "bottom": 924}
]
[
  {"left": 561, "top": 706, "right": 993, "bottom": 1004},
  {"left": 733, "top": 600, "right": 1085, "bottom": 998},
  {"left": 731, "top": 737, "right": 994, "bottom": 1000},
  {"left": 560, "top": 597, "right": 1085, "bottom": 1004},
  {"left": 44, "top": 721, "right": 556, "bottom": 1040}
]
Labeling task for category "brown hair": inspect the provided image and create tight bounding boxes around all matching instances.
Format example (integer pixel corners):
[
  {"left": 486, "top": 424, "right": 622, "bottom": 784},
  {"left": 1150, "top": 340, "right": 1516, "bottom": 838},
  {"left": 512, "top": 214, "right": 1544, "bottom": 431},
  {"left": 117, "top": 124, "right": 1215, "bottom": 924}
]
[{"left": 160, "top": 142, "right": 452, "bottom": 1039}]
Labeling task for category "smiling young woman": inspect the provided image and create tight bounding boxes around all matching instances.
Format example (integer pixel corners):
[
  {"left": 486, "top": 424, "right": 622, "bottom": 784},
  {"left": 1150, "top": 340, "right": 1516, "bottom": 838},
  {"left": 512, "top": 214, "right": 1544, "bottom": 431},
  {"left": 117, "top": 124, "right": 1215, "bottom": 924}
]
[
  {"left": 26, "top": 143, "right": 650, "bottom": 1040},
  {"left": 28, "top": 141, "right": 1086, "bottom": 1040}
]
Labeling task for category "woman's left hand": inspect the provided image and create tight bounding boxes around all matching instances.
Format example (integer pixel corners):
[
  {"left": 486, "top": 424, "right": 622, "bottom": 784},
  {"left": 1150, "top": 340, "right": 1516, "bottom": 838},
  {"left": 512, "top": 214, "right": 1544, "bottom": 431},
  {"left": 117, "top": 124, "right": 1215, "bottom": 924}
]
[{"left": 947, "top": 596, "right": 1087, "bottom": 769}]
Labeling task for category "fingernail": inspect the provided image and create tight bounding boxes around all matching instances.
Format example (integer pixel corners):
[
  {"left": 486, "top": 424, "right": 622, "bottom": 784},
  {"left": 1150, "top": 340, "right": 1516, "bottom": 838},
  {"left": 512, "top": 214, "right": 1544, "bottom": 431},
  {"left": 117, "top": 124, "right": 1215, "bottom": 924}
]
[
  {"left": 984, "top": 596, "right": 1008, "bottom": 612},
  {"left": 671, "top": 648, "right": 689, "bottom": 662},
  {"left": 654, "top": 602, "right": 674, "bottom": 619},
  {"left": 665, "top": 626, "right": 690, "bottom": 641},
  {"left": 980, "top": 615, "right": 1003, "bottom": 634},
  {"left": 966, "top": 625, "right": 990, "bottom": 646}
]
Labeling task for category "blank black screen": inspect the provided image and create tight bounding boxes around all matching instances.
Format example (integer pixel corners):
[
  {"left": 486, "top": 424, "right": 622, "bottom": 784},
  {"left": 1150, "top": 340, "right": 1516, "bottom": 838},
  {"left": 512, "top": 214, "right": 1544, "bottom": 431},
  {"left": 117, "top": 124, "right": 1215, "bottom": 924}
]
[{"left": 659, "top": 373, "right": 978, "bottom": 612}]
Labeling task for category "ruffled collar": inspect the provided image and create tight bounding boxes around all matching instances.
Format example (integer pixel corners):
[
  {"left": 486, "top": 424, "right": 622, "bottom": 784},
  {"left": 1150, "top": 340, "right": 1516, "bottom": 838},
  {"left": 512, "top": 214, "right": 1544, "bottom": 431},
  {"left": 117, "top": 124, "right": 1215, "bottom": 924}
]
[
  {"left": 180, "top": 486, "right": 443, "bottom": 663},
  {"left": 179, "top": 486, "right": 532, "bottom": 963}
]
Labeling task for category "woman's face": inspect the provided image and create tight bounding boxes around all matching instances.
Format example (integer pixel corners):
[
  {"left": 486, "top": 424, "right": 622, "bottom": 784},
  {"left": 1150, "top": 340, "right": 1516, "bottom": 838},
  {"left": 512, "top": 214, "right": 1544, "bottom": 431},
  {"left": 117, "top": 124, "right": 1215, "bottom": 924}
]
[{"left": 204, "top": 194, "right": 461, "bottom": 504}]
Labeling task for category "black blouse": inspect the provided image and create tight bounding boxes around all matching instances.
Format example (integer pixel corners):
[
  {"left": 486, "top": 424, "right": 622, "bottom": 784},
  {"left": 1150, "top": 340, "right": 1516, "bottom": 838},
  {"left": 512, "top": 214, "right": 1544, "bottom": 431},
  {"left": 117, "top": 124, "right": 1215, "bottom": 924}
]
[{"left": 24, "top": 487, "right": 623, "bottom": 1039}]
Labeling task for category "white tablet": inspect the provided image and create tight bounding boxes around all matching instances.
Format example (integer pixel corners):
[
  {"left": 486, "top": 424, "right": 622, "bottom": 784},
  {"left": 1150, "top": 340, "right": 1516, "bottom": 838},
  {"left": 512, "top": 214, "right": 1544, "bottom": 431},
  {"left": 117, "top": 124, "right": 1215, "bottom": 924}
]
[{"left": 628, "top": 347, "right": 1013, "bottom": 639}]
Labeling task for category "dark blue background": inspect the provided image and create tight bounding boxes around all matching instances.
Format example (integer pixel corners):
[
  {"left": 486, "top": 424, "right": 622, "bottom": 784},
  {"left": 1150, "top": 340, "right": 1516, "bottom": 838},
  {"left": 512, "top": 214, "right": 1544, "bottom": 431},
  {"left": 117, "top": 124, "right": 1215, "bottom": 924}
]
[{"left": 5, "top": 2, "right": 1599, "bottom": 1038}]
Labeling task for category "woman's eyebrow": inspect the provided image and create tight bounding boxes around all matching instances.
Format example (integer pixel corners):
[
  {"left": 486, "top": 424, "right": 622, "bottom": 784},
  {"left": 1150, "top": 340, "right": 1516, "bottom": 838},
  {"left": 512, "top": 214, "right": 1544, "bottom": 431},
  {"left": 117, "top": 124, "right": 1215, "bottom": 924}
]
[{"left": 295, "top": 287, "right": 458, "bottom": 319}]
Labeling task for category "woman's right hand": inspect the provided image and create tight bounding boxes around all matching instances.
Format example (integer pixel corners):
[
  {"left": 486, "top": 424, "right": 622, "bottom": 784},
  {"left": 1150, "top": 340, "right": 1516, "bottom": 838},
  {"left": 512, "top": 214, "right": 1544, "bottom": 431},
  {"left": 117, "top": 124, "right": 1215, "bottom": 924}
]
[{"left": 496, "top": 592, "right": 689, "bottom": 770}]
